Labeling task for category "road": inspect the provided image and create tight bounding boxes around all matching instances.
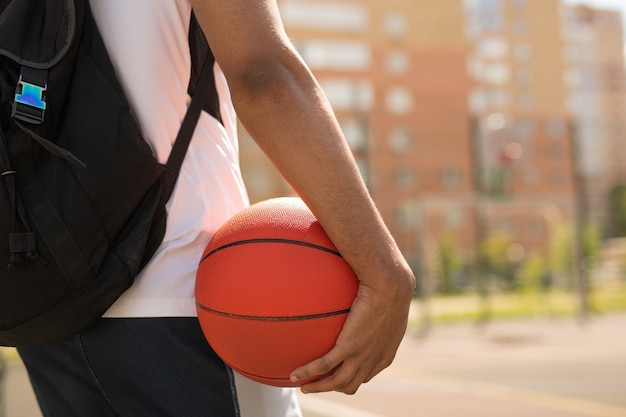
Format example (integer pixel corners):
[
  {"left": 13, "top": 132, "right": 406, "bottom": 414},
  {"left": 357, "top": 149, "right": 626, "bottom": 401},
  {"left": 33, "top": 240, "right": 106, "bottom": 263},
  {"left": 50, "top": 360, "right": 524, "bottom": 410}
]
[{"left": 4, "top": 311, "right": 626, "bottom": 417}]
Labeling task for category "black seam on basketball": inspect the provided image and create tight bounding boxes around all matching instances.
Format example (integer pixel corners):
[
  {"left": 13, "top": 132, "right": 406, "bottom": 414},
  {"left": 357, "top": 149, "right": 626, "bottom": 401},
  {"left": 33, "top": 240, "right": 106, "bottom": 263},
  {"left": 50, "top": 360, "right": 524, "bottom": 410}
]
[
  {"left": 199, "top": 238, "right": 341, "bottom": 264},
  {"left": 196, "top": 302, "right": 350, "bottom": 321}
]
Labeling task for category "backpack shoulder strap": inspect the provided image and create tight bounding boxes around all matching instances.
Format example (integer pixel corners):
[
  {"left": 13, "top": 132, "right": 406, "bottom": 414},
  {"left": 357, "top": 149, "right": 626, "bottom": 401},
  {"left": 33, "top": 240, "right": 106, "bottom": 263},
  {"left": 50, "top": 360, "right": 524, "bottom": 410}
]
[
  {"left": 188, "top": 11, "right": 221, "bottom": 124},
  {"left": 164, "top": 47, "right": 214, "bottom": 201},
  {"left": 0, "top": 0, "right": 76, "bottom": 69}
]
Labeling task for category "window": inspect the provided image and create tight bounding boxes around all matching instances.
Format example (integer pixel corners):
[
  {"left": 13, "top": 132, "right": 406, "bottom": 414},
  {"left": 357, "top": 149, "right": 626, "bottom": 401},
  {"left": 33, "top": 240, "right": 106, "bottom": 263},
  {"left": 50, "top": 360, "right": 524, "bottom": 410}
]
[
  {"left": 318, "top": 78, "right": 373, "bottom": 111},
  {"left": 386, "top": 50, "right": 410, "bottom": 75},
  {"left": 279, "top": 1, "right": 368, "bottom": 32},
  {"left": 596, "top": 11, "right": 622, "bottom": 26},
  {"left": 514, "top": 68, "right": 533, "bottom": 87},
  {"left": 471, "top": 89, "right": 510, "bottom": 110},
  {"left": 477, "top": 37, "right": 508, "bottom": 58},
  {"left": 477, "top": 0, "right": 503, "bottom": 31},
  {"left": 469, "top": 88, "right": 487, "bottom": 112},
  {"left": 509, "top": 0, "right": 527, "bottom": 12},
  {"left": 395, "top": 201, "right": 418, "bottom": 231},
  {"left": 486, "top": 113, "right": 507, "bottom": 130},
  {"left": 394, "top": 168, "right": 415, "bottom": 190},
  {"left": 511, "top": 19, "right": 529, "bottom": 36},
  {"left": 566, "top": 93, "right": 583, "bottom": 114},
  {"left": 384, "top": 13, "right": 407, "bottom": 40},
  {"left": 489, "top": 89, "right": 510, "bottom": 108},
  {"left": 562, "top": 45, "right": 583, "bottom": 63},
  {"left": 563, "top": 69, "right": 580, "bottom": 87},
  {"left": 546, "top": 118, "right": 566, "bottom": 138},
  {"left": 445, "top": 206, "right": 464, "bottom": 229},
  {"left": 388, "top": 127, "right": 413, "bottom": 154},
  {"left": 513, "top": 43, "right": 533, "bottom": 61},
  {"left": 386, "top": 87, "right": 413, "bottom": 115},
  {"left": 299, "top": 40, "right": 371, "bottom": 71},
  {"left": 515, "top": 119, "right": 535, "bottom": 139},
  {"left": 516, "top": 93, "right": 534, "bottom": 111},
  {"left": 339, "top": 119, "right": 368, "bottom": 152},
  {"left": 318, "top": 79, "right": 353, "bottom": 110},
  {"left": 441, "top": 168, "right": 462, "bottom": 189},
  {"left": 353, "top": 80, "right": 374, "bottom": 112},
  {"left": 482, "top": 63, "right": 511, "bottom": 85}
]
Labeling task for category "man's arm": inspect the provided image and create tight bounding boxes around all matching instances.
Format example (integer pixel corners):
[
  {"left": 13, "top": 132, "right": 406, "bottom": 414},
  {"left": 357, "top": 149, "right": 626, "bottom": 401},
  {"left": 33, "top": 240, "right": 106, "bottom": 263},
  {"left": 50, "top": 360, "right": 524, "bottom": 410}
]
[{"left": 190, "top": 0, "right": 416, "bottom": 394}]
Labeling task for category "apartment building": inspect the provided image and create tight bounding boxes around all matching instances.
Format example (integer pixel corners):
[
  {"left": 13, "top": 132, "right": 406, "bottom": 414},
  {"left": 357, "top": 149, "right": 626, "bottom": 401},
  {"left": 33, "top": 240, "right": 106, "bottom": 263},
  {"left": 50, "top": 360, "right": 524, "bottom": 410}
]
[
  {"left": 239, "top": 0, "right": 472, "bottom": 269},
  {"left": 238, "top": 0, "right": 626, "bottom": 274},
  {"left": 465, "top": 0, "right": 581, "bottom": 261},
  {"left": 561, "top": 4, "right": 626, "bottom": 234}
]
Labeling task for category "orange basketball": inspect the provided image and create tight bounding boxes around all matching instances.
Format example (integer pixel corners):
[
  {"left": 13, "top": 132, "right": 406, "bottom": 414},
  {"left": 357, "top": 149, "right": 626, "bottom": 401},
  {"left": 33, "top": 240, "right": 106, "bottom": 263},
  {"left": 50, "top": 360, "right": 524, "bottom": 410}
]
[{"left": 195, "top": 197, "right": 358, "bottom": 387}]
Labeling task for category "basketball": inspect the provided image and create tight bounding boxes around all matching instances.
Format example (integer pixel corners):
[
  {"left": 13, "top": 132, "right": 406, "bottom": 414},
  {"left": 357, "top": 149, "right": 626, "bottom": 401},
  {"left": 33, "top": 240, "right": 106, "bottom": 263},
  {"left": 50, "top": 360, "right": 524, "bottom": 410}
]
[{"left": 195, "top": 197, "right": 359, "bottom": 387}]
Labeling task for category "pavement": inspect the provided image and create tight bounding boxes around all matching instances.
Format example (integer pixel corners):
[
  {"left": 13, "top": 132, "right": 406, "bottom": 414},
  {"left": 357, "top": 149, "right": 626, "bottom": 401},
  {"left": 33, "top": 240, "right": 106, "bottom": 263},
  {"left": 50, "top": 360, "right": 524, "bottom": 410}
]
[{"left": 3, "top": 310, "right": 626, "bottom": 417}]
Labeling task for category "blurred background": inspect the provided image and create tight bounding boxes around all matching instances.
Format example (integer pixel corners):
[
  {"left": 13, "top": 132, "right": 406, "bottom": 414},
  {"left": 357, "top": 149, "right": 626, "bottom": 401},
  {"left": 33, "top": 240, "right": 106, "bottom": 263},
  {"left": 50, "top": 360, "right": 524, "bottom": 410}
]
[
  {"left": 240, "top": 0, "right": 626, "bottom": 327},
  {"left": 3, "top": 0, "right": 626, "bottom": 416},
  {"left": 244, "top": 0, "right": 626, "bottom": 415}
]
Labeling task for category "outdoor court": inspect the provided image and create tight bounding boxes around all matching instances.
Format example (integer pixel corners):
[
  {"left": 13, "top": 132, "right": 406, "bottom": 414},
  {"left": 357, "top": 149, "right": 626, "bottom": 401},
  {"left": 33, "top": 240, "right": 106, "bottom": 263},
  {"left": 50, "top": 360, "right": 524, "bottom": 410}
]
[{"left": 4, "top": 310, "right": 626, "bottom": 417}]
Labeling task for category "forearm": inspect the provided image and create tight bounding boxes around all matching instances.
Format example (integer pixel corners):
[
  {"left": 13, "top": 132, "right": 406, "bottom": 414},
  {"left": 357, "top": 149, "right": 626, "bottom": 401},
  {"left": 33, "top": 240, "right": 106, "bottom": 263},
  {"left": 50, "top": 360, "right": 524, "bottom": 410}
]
[
  {"left": 231, "top": 58, "right": 401, "bottom": 280},
  {"left": 190, "top": 1, "right": 397, "bottom": 277},
  {"left": 191, "top": 0, "right": 415, "bottom": 393}
]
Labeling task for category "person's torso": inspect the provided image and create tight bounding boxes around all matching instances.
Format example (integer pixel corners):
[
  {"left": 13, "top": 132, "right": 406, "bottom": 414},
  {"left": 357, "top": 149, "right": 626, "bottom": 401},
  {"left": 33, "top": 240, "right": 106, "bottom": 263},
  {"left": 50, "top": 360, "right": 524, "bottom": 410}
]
[{"left": 89, "top": 0, "right": 249, "bottom": 317}]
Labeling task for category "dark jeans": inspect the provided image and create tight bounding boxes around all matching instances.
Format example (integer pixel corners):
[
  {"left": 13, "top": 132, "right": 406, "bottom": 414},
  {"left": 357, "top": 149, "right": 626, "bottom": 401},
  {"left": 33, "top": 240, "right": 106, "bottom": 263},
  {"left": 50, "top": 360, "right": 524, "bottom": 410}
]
[{"left": 18, "top": 318, "right": 239, "bottom": 417}]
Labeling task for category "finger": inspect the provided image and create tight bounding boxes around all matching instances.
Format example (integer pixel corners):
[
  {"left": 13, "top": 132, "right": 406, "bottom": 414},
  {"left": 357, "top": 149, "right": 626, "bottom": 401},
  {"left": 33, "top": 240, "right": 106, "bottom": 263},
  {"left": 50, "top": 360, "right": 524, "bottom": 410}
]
[
  {"left": 298, "top": 361, "right": 368, "bottom": 395},
  {"left": 289, "top": 347, "right": 345, "bottom": 386}
]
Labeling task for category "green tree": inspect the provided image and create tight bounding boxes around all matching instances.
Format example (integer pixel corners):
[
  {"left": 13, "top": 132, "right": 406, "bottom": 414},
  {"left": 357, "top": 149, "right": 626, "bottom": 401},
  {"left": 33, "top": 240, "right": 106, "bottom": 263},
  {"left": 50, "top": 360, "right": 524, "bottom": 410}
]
[
  {"left": 548, "top": 222, "right": 572, "bottom": 283},
  {"left": 548, "top": 222, "right": 600, "bottom": 289},
  {"left": 477, "top": 234, "right": 519, "bottom": 291},
  {"left": 517, "top": 252, "right": 546, "bottom": 295},
  {"left": 582, "top": 224, "right": 600, "bottom": 268},
  {"left": 434, "top": 233, "right": 463, "bottom": 294}
]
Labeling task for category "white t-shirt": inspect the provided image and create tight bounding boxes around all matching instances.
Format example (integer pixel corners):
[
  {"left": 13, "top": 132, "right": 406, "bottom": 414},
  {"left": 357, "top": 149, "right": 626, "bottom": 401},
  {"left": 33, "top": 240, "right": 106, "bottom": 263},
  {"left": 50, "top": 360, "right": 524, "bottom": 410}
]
[
  {"left": 89, "top": 0, "right": 249, "bottom": 318},
  {"left": 89, "top": 5, "right": 303, "bottom": 415}
]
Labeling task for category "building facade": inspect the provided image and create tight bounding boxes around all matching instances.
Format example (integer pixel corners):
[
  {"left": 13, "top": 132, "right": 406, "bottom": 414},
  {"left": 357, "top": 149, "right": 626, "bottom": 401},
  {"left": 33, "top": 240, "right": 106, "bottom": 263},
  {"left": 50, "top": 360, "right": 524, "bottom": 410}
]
[
  {"left": 561, "top": 4, "right": 626, "bottom": 235},
  {"left": 240, "top": 0, "right": 473, "bottom": 272},
  {"left": 238, "top": 0, "right": 626, "bottom": 280},
  {"left": 465, "top": 0, "right": 580, "bottom": 267}
]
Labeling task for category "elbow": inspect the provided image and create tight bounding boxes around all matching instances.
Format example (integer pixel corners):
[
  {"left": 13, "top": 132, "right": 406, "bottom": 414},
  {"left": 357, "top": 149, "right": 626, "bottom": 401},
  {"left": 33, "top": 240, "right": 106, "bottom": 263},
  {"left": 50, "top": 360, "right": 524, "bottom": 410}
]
[
  {"left": 227, "top": 59, "right": 304, "bottom": 111},
  {"left": 237, "top": 63, "right": 286, "bottom": 94},
  {"left": 225, "top": 46, "right": 307, "bottom": 98}
]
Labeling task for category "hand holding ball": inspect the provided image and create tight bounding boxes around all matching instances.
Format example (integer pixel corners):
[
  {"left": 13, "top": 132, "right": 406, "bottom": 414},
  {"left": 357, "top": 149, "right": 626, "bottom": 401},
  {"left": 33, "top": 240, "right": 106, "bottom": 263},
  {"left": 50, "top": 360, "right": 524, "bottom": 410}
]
[{"left": 195, "top": 197, "right": 359, "bottom": 386}]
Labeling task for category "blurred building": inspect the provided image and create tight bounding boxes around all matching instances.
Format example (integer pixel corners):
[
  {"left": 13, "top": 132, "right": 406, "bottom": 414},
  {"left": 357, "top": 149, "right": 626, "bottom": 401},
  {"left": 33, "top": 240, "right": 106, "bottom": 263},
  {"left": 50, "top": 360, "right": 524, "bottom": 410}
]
[
  {"left": 561, "top": 4, "right": 626, "bottom": 235},
  {"left": 238, "top": 0, "right": 626, "bottom": 277},
  {"left": 465, "top": 0, "right": 582, "bottom": 266},
  {"left": 240, "top": 0, "right": 472, "bottom": 272}
]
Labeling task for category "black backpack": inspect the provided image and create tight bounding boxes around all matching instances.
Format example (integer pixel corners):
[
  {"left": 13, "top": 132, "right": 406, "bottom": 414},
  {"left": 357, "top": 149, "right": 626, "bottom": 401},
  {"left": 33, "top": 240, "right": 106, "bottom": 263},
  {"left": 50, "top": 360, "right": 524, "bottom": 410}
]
[{"left": 0, "top": 0, "right": 221, "bottom": 346}]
